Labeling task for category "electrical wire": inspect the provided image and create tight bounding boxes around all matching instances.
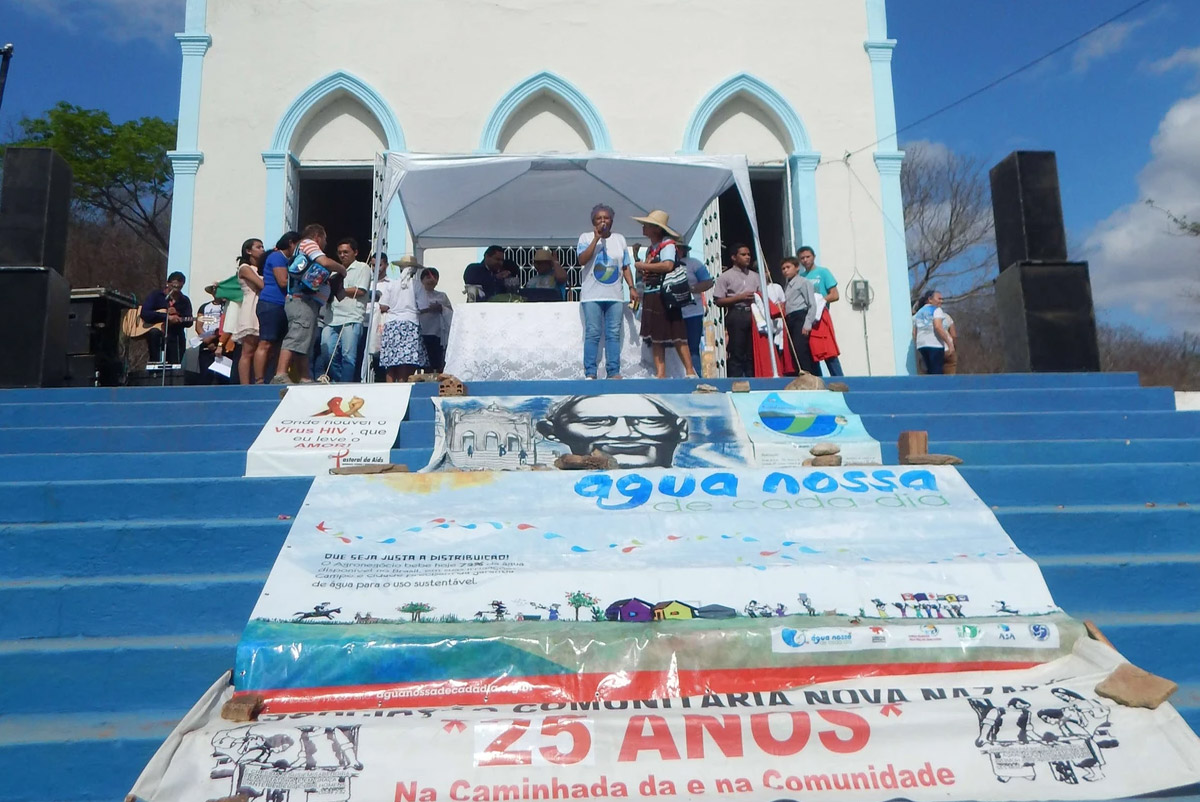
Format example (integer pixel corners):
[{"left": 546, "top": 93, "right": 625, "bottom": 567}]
[{"left": 829, "top": 0, "right": 1157, "bottom": 164}]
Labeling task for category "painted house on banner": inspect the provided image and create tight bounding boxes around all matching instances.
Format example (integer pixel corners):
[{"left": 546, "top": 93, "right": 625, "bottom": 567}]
[{"left": 168, "top": 0, "right": 912, "bottom": 373}]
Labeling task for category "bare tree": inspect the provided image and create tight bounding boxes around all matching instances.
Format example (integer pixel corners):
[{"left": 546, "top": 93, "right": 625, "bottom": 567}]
[
  {"left": 902, "top": 141, "right": 996, "bottom": 307},
  {"left": 1145, "top": 199, "right": 1200, "bottom": 238}
]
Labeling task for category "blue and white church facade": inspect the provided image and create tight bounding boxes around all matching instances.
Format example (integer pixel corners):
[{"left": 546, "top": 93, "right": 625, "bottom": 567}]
[{"left": 168, "top": 0, "right": 913, "bottom": 374}]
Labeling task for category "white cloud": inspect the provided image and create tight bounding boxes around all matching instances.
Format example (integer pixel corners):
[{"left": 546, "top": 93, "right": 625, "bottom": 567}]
[
  {"left": 1148, "top": 45, "right": 1200, "bottom": 74},
  {"left": 1083, "top": 92, "right": 1200, "bottom": 334},
  {"left": 1072, "top": 19, "right": 1145, "bottom": 74},
  {"left": 12, "top": 0, "right": 184, "bottom": 45}
]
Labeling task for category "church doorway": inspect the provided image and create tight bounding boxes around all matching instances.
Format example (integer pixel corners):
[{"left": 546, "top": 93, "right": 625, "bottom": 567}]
[
  {"left": 296, "top": 167, "right": 373, "bottom": 250},
  {"left": 715, "top": 166, "right": 787, "bottom": 283}
]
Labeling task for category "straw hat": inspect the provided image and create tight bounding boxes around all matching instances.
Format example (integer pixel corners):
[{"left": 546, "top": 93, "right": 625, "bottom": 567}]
[
  {"left": 631, "top": 210, "right": 679, "bottom": 238},
  {"left": 533, "top": 247, "right": 555, "bottom": 263},
  {"left": 391, "top": 255, "right": 423, "bottom": 269}
]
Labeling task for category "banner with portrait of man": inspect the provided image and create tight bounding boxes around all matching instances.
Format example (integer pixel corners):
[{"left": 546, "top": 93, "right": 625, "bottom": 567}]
[{"left": 423, "top": 394, "right": 754, "bottom": 472}]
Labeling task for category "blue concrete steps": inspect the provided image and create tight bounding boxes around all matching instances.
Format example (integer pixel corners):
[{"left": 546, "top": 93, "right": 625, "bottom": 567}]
[{"left": 3, "top": 371, "right": 1199, "bottom": 802}]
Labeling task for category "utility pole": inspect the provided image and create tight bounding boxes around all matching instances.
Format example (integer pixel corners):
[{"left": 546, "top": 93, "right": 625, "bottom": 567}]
[{"left": 0, "top": 45, "right": 13, "bottom": 118}]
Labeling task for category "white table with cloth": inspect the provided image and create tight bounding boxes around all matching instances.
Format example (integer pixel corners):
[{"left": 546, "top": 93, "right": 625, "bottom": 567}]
[{"left": 443, "top": 301, "right": 689, "bottom": 381}]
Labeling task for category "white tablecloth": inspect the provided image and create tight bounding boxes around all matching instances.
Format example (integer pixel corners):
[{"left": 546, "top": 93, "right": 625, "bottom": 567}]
[{"left": 443, "top": 301, "right": 687, "bottom": 381}]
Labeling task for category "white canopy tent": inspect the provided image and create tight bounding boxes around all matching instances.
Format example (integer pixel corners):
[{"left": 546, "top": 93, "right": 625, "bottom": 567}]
[{"left": 366, "top": 152, "right": 778, "bottom": 378}]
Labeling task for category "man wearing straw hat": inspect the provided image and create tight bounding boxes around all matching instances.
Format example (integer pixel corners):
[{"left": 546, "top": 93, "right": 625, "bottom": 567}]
[{"left": 631, "top": 210, "right": 698, "bottom": 379}]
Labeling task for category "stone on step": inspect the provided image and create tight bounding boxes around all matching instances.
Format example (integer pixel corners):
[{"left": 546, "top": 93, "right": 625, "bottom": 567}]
[
  {"left": 731, "top": 381, "right": 751, "bottom": 393},
  {"left": 810, "top": 442, "right": 841, "bottom": 456},
  {"left": 221, "top": 693, "right": 264, "bottom": 722},
  {"left": 826, "top": 381, "right": 849, "bottom": 392},
  {"left": 331, "top": 464, "right": 410, "bottom": 475},
  {"left": 439, "top": 375, "right": 468, "bottom": 396},
  {"left": 784, "top": 372, "right": 825, "bottom": 391},
  {"left": 554, "top": 451, "right": 618, "bottom": 470},
  {"left": 693, "top": 384, "right": 720, "bottom": 394},
  {"left": 1095, "top": 663, "right": 1178, "bottom": 709},
  {"left": 811, "top": 455, "right": 843, "bottom": 467},
  {"left": 902, "top": 453, "right": 964, "bottom": 465},
  {"left": 897, "top": 430, "right": 929, "bottom": 462}
]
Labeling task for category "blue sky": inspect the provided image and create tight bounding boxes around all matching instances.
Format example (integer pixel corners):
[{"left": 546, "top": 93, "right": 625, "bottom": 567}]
[{"left": 2, "top": 0, "right": 1198, "bottom": 334}]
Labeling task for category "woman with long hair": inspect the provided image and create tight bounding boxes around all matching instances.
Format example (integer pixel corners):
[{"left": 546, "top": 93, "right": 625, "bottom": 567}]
[
  {"left": 631, "top": 211, "right": 698, "bottom": 379},
  {"left": 232, "top": 237, "right": 266, "bottom": 384},
  {"left": 912, "top": 289, "right": 954, "bottom": 374}
]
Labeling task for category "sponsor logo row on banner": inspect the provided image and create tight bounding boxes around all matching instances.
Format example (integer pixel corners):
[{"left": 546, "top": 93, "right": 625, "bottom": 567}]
[{"left": 772, "top": 622, "right": 1061, "bottom": 654}]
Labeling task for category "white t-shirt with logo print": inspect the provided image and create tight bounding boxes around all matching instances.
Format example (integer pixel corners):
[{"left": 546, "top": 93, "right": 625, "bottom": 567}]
[{"left": 576, "top": 232, "right": 631, "bottom": 303}]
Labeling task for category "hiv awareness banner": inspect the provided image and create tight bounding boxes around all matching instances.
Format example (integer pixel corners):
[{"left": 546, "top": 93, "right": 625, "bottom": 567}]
[
  {"left": 133, "top": 641, "right": 1200, "bottom": 802},
  {"left": 235, "top": 466, "right": 1066, "bottom": 711},
  {"left": 245, "top": 384, "right": 412, "bottom": 477},
  {"left": 730, "top": 392, "right": 882, "bottom": 466},
  {"left": 422, "top": 392, "right": 880, "bottom": 472}
]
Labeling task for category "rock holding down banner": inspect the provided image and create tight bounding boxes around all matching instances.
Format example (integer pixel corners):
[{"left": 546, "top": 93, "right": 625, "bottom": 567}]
[
  {"left": 132, "top": 640, "right": 1200, "bottom": 802},
  {"left": 236, "top": 466, "right": 1066, "bottom": 711},
  {"left": 245, "top": 384, "right": 413, "bottom": 477}
]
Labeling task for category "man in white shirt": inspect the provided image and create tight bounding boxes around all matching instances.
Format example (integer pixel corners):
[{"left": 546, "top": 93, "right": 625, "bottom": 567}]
[
  {"left": 318, "top": 238, "right": 372, "bottom": 382},
  {"left": 576, "top": 203, "right": 637, "bottom": 379}
]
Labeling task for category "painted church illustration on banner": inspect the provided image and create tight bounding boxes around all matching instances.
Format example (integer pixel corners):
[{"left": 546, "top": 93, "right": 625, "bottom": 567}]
[{"left": 167, "top": 0, "right": 911, "bottom": 374}]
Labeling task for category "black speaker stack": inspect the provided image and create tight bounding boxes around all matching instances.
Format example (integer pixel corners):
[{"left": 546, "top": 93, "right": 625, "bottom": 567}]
[
  {"left": 66, "top": 288, "right": 137, "bottom": 386},
  {"left": 0, "top": 148, "right": 74, "bottom": 387},
  {"left": 988, "top": 151, "right": 1100, "bottom": 373}
]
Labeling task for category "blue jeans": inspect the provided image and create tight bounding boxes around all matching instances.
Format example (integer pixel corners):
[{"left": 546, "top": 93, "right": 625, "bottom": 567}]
[
  {"left": 823, "top": 356, "right": 844, "bottom": 377},
  {"left": 918, "top": 347, "right": 945, "bottom": 375},
  {"left": 582, "top": 301, "right": 623, "bottom": 377},
  {"left": 684, "top": 315, "right": 703, "bottom": 370},
  {"left": 318, "top": 322, "right": 363, "bottom": 382}
]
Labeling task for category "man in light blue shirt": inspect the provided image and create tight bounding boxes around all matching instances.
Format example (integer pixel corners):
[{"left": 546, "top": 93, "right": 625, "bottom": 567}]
[{"left": 798, "top": 246, "right": 844, "bottom": 377}]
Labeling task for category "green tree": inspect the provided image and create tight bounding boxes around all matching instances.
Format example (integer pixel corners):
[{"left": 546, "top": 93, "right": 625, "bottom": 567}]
[
  {"left": 2, "top": 102, "right": 176, "bottom": 257},
  {"left": 398, "top": 602, "right": 433, "bottom": 622},
  {"left": 565, "top": 590, "right": 600, "bottom": 621}
]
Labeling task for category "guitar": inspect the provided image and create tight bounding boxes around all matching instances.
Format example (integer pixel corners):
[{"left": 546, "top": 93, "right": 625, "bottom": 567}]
[{"left": 121, "top": 307, "right": 194, "bottom": 339}]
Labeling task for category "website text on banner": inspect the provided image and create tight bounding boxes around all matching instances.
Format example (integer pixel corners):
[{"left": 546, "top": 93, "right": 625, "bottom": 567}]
[
  {"left": 245, "top": 384, "right": 412, "bottom": 477},
  {"left": 138, "top": 640, "right": 1200, "bottom": 802},
  {"left": 236, "top": 466, "right": 1064, "bottom": 711}
]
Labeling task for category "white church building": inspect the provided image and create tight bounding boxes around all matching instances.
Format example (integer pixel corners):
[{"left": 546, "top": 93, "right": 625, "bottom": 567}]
[{"left": 167, "top": 0, "right": 913, "bottom": 374}]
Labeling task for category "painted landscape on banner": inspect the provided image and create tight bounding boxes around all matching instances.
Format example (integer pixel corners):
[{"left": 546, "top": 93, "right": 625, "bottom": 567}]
[
  {"left": 731, "top": 391, "right": 882, "bottom": 465},
  {"left": 423, "top": 394, "right": 753, "bottom": 471},
  {"left": 245, "top": 384, "right": 412, "bottom": 477},
  {"left": 236, "top": 466, "right": 1064, "bottom": 710},
  {"left": 145, "top": 641, "right": 1200, "bottom": 802}
]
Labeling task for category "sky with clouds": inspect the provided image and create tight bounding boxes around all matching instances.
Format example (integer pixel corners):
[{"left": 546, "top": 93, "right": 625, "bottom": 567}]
[{"left": 0, "top": 0, "right": 1197, "bottom": 335}]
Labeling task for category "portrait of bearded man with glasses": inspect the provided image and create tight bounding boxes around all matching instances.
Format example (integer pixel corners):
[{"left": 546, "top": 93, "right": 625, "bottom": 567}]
[{"left": 537, "top": 395, "right": 689, "bottom": 469}]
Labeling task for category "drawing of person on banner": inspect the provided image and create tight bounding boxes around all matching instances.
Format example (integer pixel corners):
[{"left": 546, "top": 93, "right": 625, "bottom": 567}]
[
  {"left": 1035, "top": 689, "right": 1120, "bottom": 783},
  {"left": 537, "top": 395, "right": 688, "bottom": 468},
  {"left": 210, "top": 724, "right": 362, "bottom": 801},
  {"left": 970, "top": 697, "right": 1039, "bottom": 783}
]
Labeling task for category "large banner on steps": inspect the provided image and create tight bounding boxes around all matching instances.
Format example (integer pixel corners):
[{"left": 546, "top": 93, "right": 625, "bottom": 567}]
[
  {"left": 245, "top": 384, "right": 412, "bottom": 477},
  {"left": 236, "top": 466, "right": 1064, "bottom": 712},
  {"left": 133, "top": 641, "right": 1200, "bottom": 802}
]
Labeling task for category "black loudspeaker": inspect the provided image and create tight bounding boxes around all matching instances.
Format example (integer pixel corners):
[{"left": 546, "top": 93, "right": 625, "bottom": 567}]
[
  {"left": 989, "top": 151, "right": 1067, "bottom": 272},
  {"left": 0, "top": 266, "right": 70, "bottom": 387},
  {"left": 67, "top": 288, "right": 137, "bottom": 385},
  {"left": 995, "top": 261, "right": 1100, "bottom": 373},
  {"left": 0, "top": 147, "right": 74, "bottom": 274}
]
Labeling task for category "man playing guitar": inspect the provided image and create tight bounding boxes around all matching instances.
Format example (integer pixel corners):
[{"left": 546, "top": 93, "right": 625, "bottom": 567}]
[{"left": 139, "top": 271, "right": 194, "bottom": 365}]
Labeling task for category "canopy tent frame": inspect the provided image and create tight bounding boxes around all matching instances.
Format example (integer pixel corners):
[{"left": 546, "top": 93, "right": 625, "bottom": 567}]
[{"left": 364, "top": 152, "right": 778, "bottom": 379}]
